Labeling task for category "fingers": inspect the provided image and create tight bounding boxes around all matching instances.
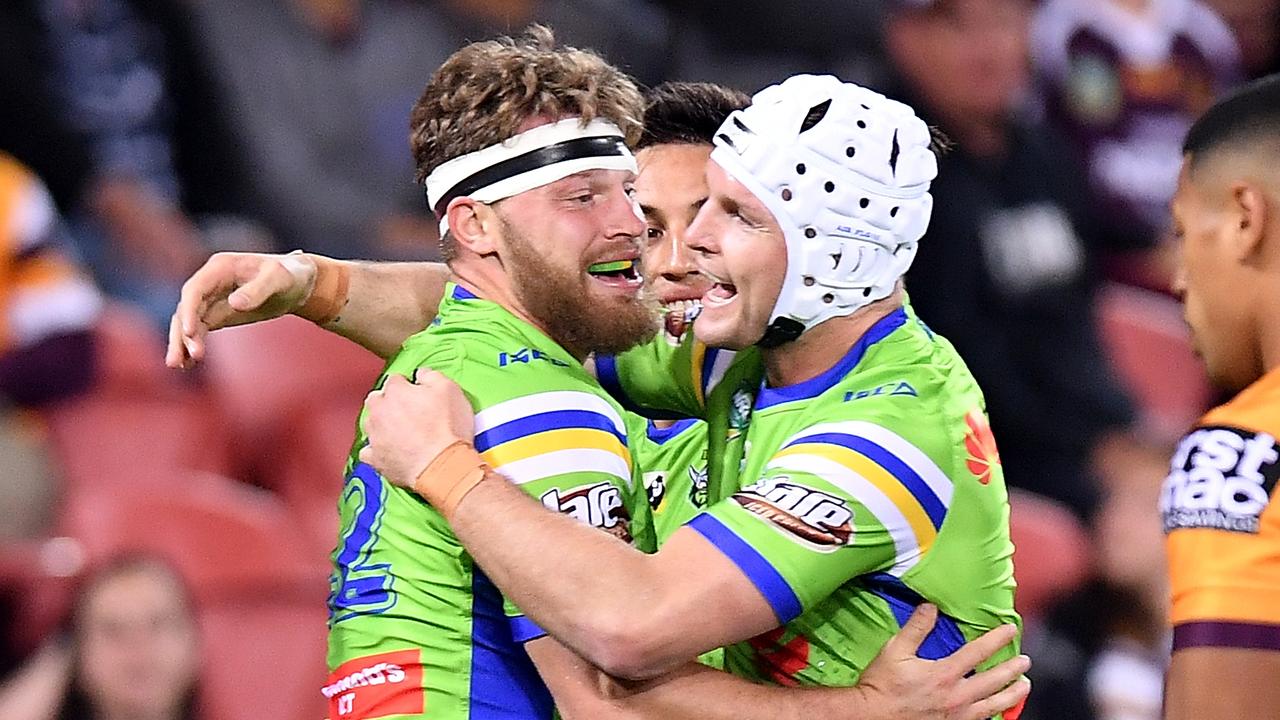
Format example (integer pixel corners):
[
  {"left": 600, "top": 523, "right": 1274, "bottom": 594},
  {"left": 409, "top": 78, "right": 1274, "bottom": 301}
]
[
  {"left": 176, "top": 257, "right": 233, "bottom": 338},
  {"left": 165, "top": 312, "right": 190, "bottom": 369},
  {"left": 955, "top": 653, "right": 1031, "bottom": 709},
  {"left": 226, "top": 259, "right": 291, "bottom": 312},
  {"left": 942, "top": 623, "right": 1019, "bottom": 676},
  {"left": 883, "top": 603, "right": 938, "bottom": 658},
  {"left": 964, "top": 677, "right": 1030, "bottom": 720}
]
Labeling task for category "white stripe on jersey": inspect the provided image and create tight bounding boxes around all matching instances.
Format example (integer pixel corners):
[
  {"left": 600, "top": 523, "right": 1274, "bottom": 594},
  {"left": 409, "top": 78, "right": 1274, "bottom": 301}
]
[
  {"left": 766, "top": 453, "right": 923, "bottom": 576},
  {"left": 704, "top": 348, "right": 737, "bottom": 398},
  {"left": 474, "top": 390, "right": 626, "bottom": 436},
  {"left": 492, "top": 448, "right": 632, "bottom": 488},
  {"left": 785, "top": 420, "right": 954, "bottom": 508}
]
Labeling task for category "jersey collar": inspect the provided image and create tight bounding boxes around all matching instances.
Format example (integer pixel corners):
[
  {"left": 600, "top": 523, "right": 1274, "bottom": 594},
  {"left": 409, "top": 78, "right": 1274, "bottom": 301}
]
[{"left": 754, "top": 307, "right": 908, "bottom": 411}]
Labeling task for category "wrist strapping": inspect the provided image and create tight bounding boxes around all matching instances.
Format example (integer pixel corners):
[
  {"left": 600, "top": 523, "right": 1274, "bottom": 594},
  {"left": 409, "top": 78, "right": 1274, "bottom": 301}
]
[
  {"left": 295, "top": 254, "right": 351, "bottom": 325},
  {"left": 412, "top": 441, "right": 489, "bottom": 517}
]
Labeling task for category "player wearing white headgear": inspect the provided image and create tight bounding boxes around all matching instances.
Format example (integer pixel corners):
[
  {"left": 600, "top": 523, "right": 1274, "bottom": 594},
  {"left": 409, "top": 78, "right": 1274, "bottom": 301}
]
[
  {"left": 345, "top": 74, "right": 1028, "bottom": 719},
  {"left": 692, "top": 73, "right": 938, "bottom": 348}
]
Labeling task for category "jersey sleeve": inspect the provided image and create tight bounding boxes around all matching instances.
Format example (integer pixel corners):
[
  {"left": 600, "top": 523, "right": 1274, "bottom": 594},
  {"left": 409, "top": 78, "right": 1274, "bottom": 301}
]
[
  {"left": 594, "top": 328, "right": 743, "bottom": 420},
  {"left": 686, "top": 420, "right": 954, "bottom": 622},
  {"left": 1162, "top": 421, "right": 1280, "bottom": 651},
  {"left": 449, "top": 360, "right": 655, "bottom": 642}
]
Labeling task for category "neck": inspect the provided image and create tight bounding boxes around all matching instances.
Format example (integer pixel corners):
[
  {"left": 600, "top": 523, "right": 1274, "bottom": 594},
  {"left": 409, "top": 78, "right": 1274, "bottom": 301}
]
[
  {"left": 761, "top": 293, "right": 902, "bottom": 388},
  {"left": 1258, "top": 292, "right": 1280, "bottom": 380},
  {"left": 449, "top": 256, "right": 588, "bottom": 361}
]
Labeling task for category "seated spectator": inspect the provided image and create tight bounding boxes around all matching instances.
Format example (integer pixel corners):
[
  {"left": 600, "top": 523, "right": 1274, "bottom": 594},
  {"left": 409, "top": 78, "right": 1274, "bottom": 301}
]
[
  {"left": 11, "top": 0, "right": 263, "bottom": 327},
  {"left": 1031, "top": 0, "right": 1241, "bottom": 281},
  {"left": 0, "top": 154, "right": 102, "bottom": 545},
  {"left": 0, "top": 555, "right": 202, "bottom": 720},
  {"left": 883, "top": 1, "right": 1173, "bottom": 717},
  {"left": 182, "top": 0, "right": 459, "bottom": 262},
  {"left": 1202, "top": 0, "right": 1280, "bottom": 80}
]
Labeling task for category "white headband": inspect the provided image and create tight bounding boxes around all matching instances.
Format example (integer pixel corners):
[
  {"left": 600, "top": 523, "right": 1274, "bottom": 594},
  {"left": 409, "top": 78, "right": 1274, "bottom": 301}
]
[{"left": 423, "top": 117, "right": 637, "bottom": 234}]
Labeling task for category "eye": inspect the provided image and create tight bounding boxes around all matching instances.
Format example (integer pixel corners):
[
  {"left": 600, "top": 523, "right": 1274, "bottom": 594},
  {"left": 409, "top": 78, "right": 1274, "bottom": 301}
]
[
  {"left": 646, "top": 226, "right": 664, "bottom": 240},
  {"left": 625, "top": 185, "right": 638, "bottom": 199}
]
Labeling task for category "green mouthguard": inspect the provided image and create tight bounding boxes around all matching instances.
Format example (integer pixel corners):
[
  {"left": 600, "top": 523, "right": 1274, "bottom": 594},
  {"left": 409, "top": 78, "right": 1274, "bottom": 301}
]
[{"left": 588, "top": 260, "right": 634, "bottom": 274}]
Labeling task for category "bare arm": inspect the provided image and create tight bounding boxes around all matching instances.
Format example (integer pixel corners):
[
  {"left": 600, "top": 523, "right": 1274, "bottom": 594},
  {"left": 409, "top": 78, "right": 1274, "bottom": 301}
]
[
  {"left": 611, "top": 606, "right": 1028, "bottom": 720},
  {"left": 1165, "top": 647, "right": 1280, "bottom": 720},
  {"left": 534, "top": 604, "right": 1028, "bottom": 720},
  {"left": 165, "top": 252, "right": 448, "bottom": 368}
]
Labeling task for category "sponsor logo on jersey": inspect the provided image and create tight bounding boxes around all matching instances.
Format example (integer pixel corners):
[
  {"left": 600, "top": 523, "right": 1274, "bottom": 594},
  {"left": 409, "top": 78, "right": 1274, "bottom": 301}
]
[
  {"left": 1161, "top": 425, "right": 1280, "bottom": 534},
  {"left": 497, "top": 348, "right": 569, "bottom": 367},
  {"left": 642, "top": 470, "right": 668, "bottom": 510},
  {"left": 963, "top": 409, "right": 1001, "bottom": 485},
  {"left": 727, "top": 388, "right": 753, "bottom": 441},
  {"left": 732, "top": 477, "right": 853, "bottom": 547},
  {"left": 541, "top": 482, "right": 633, "bottom": 542},
  {"left": 748, "top": 626, "right": 810, "bottom": 687},
  {"left": 322, "top": 649, "right": 423, "bottom": 718},
  {"left": 688, "top": 463, "right": 709, "bottom": 507},
  {"left": 843, "top": 381, "right": 918, "bottom": 402}
]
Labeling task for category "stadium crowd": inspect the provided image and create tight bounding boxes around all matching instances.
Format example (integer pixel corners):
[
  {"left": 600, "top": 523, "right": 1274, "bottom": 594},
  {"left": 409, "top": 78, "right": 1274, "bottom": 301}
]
[{"left": 1, "top": 0, "right": 1278, "bottom": 718}]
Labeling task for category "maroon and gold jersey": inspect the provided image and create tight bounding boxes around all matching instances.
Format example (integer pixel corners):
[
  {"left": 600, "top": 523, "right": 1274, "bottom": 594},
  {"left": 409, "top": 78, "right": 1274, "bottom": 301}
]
[{"left": 1161, "top": 368, "right": 1280, "bottom": 651}]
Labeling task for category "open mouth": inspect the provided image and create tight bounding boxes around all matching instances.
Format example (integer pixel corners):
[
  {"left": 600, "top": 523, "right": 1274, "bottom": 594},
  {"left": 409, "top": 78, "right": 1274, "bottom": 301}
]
[
  {"left": 660, "top": 298, "right": 702, "bottom": 338},
  {"left": 704, "top": 281, "right": 738, "bottom": 307},
  {"left": 587, "top": 259, "right": 642, "bottom": 289}
]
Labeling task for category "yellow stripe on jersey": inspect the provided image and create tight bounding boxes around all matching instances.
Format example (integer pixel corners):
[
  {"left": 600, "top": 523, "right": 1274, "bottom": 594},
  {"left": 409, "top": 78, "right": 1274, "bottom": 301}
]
[
  {"left": 774, "top": 442, "right": 939, "bottom": 554},
  {"left": 480, "top": 427, "right": 632, "bottom": 472}
]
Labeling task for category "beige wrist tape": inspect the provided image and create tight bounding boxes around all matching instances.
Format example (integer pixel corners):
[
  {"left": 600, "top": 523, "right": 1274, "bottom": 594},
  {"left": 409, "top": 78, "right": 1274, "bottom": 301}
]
[
  {"left": 295, "top": 255, "right": 351, "bottom": 325},
  {"left": 412, "top": 441, "right": 489, "bottom": 517}
]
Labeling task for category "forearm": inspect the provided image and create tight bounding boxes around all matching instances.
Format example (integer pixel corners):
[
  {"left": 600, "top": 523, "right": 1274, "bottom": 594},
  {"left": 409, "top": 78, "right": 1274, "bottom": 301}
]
[
  {"left": 315, "top": 259, "right": 449, "bottom": 358},
  {"left": 451, "top": 475, "right": 669, "bottom": 677},
  {"left": 615, "top": 663, "right": 882, "bottom": 720}
]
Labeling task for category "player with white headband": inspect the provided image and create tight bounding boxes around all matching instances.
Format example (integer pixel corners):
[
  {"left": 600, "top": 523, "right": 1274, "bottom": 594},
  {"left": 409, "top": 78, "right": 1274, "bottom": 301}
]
[
  {"left": 350, "top": 74, "right": 1027, "bottom": 718},
  {"left": 170, "top": 58, "right": 1029, "bottom": 712}
]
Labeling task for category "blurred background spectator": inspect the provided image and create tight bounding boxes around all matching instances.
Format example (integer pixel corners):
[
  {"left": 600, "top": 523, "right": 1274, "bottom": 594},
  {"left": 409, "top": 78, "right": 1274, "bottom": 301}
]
[
  {"left": 1031, "top": 0, "right": 1241, "bottom": 290},
  {"left": 0, "top": 1, "right": 1259, "bottom": 717},
  {"left": 0, "top": 556, "right": 202, "bottom": 720}
]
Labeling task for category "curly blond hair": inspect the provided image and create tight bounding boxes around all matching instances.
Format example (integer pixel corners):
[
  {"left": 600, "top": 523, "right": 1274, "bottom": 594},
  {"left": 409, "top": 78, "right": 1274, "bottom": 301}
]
[{"left": 409, "top": 25, "right": 644, "bottom": 185}]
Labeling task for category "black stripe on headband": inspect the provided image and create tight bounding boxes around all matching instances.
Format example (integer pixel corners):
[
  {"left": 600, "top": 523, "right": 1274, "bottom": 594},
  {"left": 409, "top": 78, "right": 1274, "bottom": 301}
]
[{"left": 428, "top": 135, "right": 630, "bottom": 218}]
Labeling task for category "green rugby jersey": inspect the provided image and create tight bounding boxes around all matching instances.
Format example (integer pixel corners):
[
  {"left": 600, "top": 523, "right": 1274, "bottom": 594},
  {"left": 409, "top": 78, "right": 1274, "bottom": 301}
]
[
  {"left": 325, "top": 283, "right": 654, "bottom": 719},
  {"left": 629, "top": 415, "right": 711, "bottom": 543},
  {"left": 598, "top": 303, "right": 1020, "bottom": 693},
  {"left": 625, "top": 413, "right": 724, "bottom": 669}
]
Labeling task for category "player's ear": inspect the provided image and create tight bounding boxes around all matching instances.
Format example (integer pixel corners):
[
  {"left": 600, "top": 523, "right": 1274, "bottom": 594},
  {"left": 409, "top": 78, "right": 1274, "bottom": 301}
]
[
  {"left": 1228, "top": 180, "right": 1268, "bottom": 264},
  {"left": 447, "top": 199, "right": 500, "bottom": 256}
]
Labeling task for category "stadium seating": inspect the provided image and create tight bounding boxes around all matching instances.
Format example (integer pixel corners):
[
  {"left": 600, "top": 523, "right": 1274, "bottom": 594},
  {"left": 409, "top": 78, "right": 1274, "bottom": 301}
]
[
  {"left": 1096, "top": 283, "right": 1213, "bottom": 442},
  {"left": 1007, "top": 489, "right": 1093, "bottom": 623},
  {"left": 273, "top": 399, "right": 364, "bottom": 556},
  {"left": 51, "top": 471, "right": 331, "bottom": 720},
  {"left": 200, "top": 315, "right": 382, "bottom": 484}
]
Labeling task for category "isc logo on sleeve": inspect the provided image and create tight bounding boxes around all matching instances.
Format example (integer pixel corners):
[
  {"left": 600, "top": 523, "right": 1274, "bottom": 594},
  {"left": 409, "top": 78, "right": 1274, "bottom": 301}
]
[{"left": 1160, "top": 425, "right": 1280, "bottom": 534}]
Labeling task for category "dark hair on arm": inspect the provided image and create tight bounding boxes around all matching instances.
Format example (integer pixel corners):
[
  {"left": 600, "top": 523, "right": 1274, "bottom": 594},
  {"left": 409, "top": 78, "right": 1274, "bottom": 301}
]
[
  {"left": 1183, "top": 73, "right": 1280, "bottom": 167},
  {"left": 638, "top": 82, "right": 751, "bottom": 149}
]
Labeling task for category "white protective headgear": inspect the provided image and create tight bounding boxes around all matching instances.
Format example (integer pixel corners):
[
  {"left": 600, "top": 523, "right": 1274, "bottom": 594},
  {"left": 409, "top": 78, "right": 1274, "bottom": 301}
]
[{"left": 709, "top": 75, "right": 937, "bottom": 347}]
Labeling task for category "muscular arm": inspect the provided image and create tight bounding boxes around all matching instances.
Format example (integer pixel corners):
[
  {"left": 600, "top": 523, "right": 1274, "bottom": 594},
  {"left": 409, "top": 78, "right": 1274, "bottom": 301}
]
[
  {"left": 322, "top": 258, "right": 448, "bottom": 357},
  {"left": 1165, "top": 648, "right": 1280, "bottom": 720},
  {"left": 440, "top": 472, "right": 773, "bottom": 679},
  {"left": 167, "top": 253, "right": 448, "bottom": 367},
  {"left": 533, "top": 607, "right": 1028, "bottom": 720}
]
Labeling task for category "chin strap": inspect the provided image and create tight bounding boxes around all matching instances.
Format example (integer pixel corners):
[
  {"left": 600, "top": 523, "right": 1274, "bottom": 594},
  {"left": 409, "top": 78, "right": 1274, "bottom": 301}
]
[{"left": 756, "top": 317, "right": 805, "bottom": 348}]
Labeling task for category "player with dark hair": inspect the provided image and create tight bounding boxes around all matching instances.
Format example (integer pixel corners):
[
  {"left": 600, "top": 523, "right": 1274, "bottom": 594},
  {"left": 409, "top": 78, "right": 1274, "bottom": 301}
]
[
  {"left": 165, "top": 71, "right": 1034, "bottom": 712},
  {"left": 1161, "top": 73, "right": 1280, "bottom": 720}
]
